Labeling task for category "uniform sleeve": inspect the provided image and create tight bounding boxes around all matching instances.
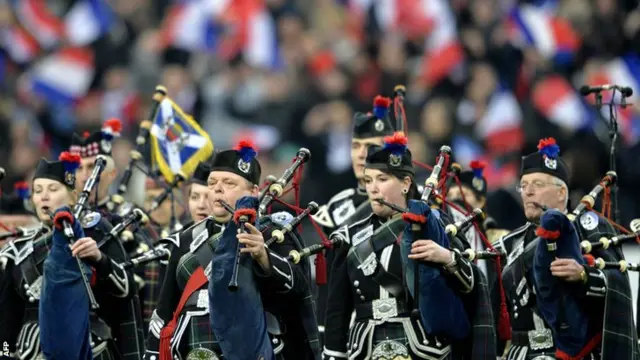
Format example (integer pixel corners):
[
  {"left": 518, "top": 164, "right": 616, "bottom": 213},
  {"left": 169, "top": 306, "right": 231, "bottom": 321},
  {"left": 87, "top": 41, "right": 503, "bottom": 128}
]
[
  {"left": 144, "top": 236, "right": 188, "bottom": 357},
  {"left": 86, "top": 225, "right": 135, "bottom": 299},
  {"left": 0, "top": 262, "right": 24, "bottom": 358},
  {"left": 253, "top": 232, "right": 308, "bottom": 295},
  {"left": 322, "top": 244, "right": 353, "bottom": 359}
]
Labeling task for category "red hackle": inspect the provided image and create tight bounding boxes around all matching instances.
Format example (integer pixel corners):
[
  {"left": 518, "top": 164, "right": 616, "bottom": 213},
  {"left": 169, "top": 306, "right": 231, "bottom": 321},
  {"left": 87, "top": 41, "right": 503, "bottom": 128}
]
[
  {"left": 14, "top": 181, "right": 29, "bottom": 190},
  {"left": 401, "top": 213, "right": 427, "bottom": 224},
  {"left": 53, "top": 211, "right": 74, "bottom": 231},
  {"left": 469, "top": 160, "right": 487, "bottom": 170},
  {"left": 373, "top": 95, "right": 392, "bottom": 108},
  {"left": 383, "top": 132, "right": 409, "bottom": 146},
  {"left": 83, "top": 131, "right": 90, "bottom": 138},
  {"left": 104, "top": 118, "right": 123, "bottom": 134},
  {"left": 233, "top": 209, "right": 257, "bottom": 225},
  {"left": 535, "top": 227, "right": 561, "bottom": 240},
  {"left": 58, "top": 151, "right": 81, "bottom": 164},
  {"left": 536, "top": 137, "right": 557, "bottom": 150}
]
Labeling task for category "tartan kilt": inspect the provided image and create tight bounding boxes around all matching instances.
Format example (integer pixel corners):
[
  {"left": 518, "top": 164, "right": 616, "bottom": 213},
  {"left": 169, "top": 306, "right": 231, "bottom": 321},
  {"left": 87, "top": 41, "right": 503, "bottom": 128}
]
[{"left": 172, "top": 309, "right": 221, "bottom": 357}]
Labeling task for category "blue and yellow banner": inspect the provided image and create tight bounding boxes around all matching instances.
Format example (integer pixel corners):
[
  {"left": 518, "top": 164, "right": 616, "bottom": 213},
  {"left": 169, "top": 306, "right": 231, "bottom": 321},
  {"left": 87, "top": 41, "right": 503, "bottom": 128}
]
[{"left": 149, "top": 98, "right": 214, "bottom": 183}]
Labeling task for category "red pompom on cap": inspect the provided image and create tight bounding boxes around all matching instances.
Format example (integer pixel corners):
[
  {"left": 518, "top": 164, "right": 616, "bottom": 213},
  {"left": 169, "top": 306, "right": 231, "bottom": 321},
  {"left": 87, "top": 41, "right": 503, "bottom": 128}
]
[{"left": 103, "top": 118, "right": 123, "bottom": 135}]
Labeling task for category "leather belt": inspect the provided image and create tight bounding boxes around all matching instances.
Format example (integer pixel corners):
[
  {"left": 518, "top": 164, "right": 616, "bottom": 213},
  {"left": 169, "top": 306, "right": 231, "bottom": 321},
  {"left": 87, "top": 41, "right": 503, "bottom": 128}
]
[{"left": 355, "top": 298, "right": 409, "bottom": 321}]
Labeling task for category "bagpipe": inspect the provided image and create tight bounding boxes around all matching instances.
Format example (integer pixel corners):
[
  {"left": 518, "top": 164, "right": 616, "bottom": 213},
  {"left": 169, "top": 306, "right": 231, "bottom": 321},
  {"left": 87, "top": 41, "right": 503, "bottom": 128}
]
[
  {"left": 0, "top": 225, "right": 41, "bottom": 241},
  {"left": 566, "top": 171, "right": 617, "bottom": 222},
  {"left": 258, "top": 148, "right": 311, "bottom": 217},
  {"left": 206, "top": 148, "right": 324, "bottom": 359},
  {"left": 49, "top": 153, "right": 110, "bottom": 310},
  {"left": 96, "top": 208, "right": 149, "bottom": 249},
  {"left": 215, "top": 172, "right": 316, "bottom": 291},
  {"left": 110, "top": 86, "right": 165, "bottom": 214}
]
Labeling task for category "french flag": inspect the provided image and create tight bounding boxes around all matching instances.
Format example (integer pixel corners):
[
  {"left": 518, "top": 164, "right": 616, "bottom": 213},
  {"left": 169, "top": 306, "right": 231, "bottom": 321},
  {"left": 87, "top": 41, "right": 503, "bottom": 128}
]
[
  {"left": 13, "top": 0, "right": 64, "bottom": 49},
  {"left": 507, "top": 4, "right": 581, "bottom": 65},
  {"left": 531, "top": 75, "right": 594, "bottom": 132},
  {"left": 418, "top": 0, "right": 465, "bottom": 87},
  {"left": 161, "top": 0, "right": 281, "bottom": 70},
  {"left": 28, "top": 48, "right": 95, "bottom": 105},
  {"left": 242, "top": 1, "right": 282, "bottom": 70},
  {"left": 585, "top": 54, "right": 640, "bottom": 145},
  {"left": 64, "top": 0, "right": 114, "bottom": 46},
  {"left": 1, "top": 26, "right": 40, "bottom": 63},
  {"left": 451, "top": 135, "right": 520, "bottom": 190},
  {"left": 473, "top": 89, "right": 524, "bottom": 156},
  {"left": 160, "top": 0, "right": 225, "bottom": 52}
]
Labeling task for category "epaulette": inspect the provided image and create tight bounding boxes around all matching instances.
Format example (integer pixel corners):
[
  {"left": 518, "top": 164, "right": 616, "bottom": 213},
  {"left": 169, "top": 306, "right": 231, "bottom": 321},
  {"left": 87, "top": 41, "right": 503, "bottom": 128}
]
[{"left": 80, "top": 211, "right": 102, "bottom": 229}]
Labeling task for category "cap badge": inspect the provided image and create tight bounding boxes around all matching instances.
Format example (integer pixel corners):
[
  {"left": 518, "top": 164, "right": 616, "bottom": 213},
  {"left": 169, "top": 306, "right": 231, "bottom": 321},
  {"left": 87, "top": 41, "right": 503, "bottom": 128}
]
[
  {"left": 388, "top": 153, "right": 402, "bottom": 167},
  {"left": 472, "top": 177, "right": 484, "bottom": 192},
  {"left": 65, "top": 172, "right": 76, "bottom": 187},
  {"left": 237, "top": 159, "right": 251, "bottom": 174},
  {"left": 544, "top": 157, "right": 557, "bottom": 170},
  {"left": 101, "top": 139, "right": 112, "bottom": 154},
  {"left": 374, "top": 119, "right": 384, "bottom": 132}
]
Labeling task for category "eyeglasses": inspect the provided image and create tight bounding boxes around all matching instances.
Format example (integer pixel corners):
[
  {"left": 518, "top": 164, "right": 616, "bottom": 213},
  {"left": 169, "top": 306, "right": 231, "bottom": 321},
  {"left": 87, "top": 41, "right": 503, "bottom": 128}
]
[{"left": 516, "top": 180, "right": 561, "bottom": 193}]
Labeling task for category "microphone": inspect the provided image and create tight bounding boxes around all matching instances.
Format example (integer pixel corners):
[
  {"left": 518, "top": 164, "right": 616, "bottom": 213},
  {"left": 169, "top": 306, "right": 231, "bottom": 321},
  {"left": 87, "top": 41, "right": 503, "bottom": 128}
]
[{"left": 580, "top": 85, "right": 633, "bottom": 97}]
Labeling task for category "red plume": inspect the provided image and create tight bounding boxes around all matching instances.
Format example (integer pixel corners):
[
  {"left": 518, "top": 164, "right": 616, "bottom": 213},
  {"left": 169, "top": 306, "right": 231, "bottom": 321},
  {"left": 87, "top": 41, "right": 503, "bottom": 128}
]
[
  {"left": 537, "top": 137, "right": 557, "bottom": 151},
  {"left": 104, "top": 118, "right": 123, "bottom": 134},
  {"left": 383, "top": 132, "right": 408, "bottom": 146},
  {"left": 58, "top": 152, "right": 81, "bottom": 164},
  {"left": 83, "top": 131, "right": 90, "bottom": 138},
  {"left": 234, "top": 139, "right": 258, "bottom": 152},
  {"left": 14, "top": 181, "right": 29, "bottom": 190},
  {"left": 469, "top": 160, "right": 487, "bottom": 170},
  {"left": 373, "top": 95, "right": 392, "bottom": 108}
]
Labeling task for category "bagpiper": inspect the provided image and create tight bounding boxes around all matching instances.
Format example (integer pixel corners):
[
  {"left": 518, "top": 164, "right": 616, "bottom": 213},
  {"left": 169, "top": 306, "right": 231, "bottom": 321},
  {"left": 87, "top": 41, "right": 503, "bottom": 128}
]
[
  {"left": 323, "top": 133, "right": 496, "bottom": 359},
  {"left": 146, "top": 140, "right": 319, "bottom": 360},
  {"left": 494, "top": 137, "right": 639, "bottom": 359},
  {"left": 0, "top": 153, "right": 143, "bottom": 359}
]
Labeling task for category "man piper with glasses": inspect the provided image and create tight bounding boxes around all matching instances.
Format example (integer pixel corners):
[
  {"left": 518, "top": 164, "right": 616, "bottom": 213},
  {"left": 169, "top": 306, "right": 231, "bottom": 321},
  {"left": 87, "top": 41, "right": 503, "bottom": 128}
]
[{"left": 493, "top": 137, "right": 638, "bottom": 359}]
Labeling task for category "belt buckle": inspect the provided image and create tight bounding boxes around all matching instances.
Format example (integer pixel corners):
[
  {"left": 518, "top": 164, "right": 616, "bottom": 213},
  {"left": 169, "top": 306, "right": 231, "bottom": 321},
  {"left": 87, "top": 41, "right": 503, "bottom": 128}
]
[
  {"left": 372, "top": 298, "right": 398, "bottom": 320},
  {"left": 371, "top": 340, "right": 410, "bottom": 360},
  {"left": 528, "top": 328, "right": 553, "bottom": 350},
  {"left": 186, "top": 347, "right": 219, "bottom": 360}
]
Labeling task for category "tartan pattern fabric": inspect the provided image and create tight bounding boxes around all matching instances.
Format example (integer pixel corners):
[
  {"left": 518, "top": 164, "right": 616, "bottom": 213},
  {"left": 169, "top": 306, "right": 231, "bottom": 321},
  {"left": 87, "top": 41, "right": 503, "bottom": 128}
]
[
  {"left": 182, "top": 311, "right": 221, "bottom": 355},
  {"left": 599, "top": 268, "right": 640, "bottom": 359},
  {"left": 70, "top": 142, "right": 100, "bottom": 157},
  {"left": 466, "top": 265, "right": 499, "bottom": 360},
  {"left": 140, "top": 260, "right": 164, "bottom": 330},
  {"left": 117, "top": 294, "right": 146, "bottom": 360}
]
